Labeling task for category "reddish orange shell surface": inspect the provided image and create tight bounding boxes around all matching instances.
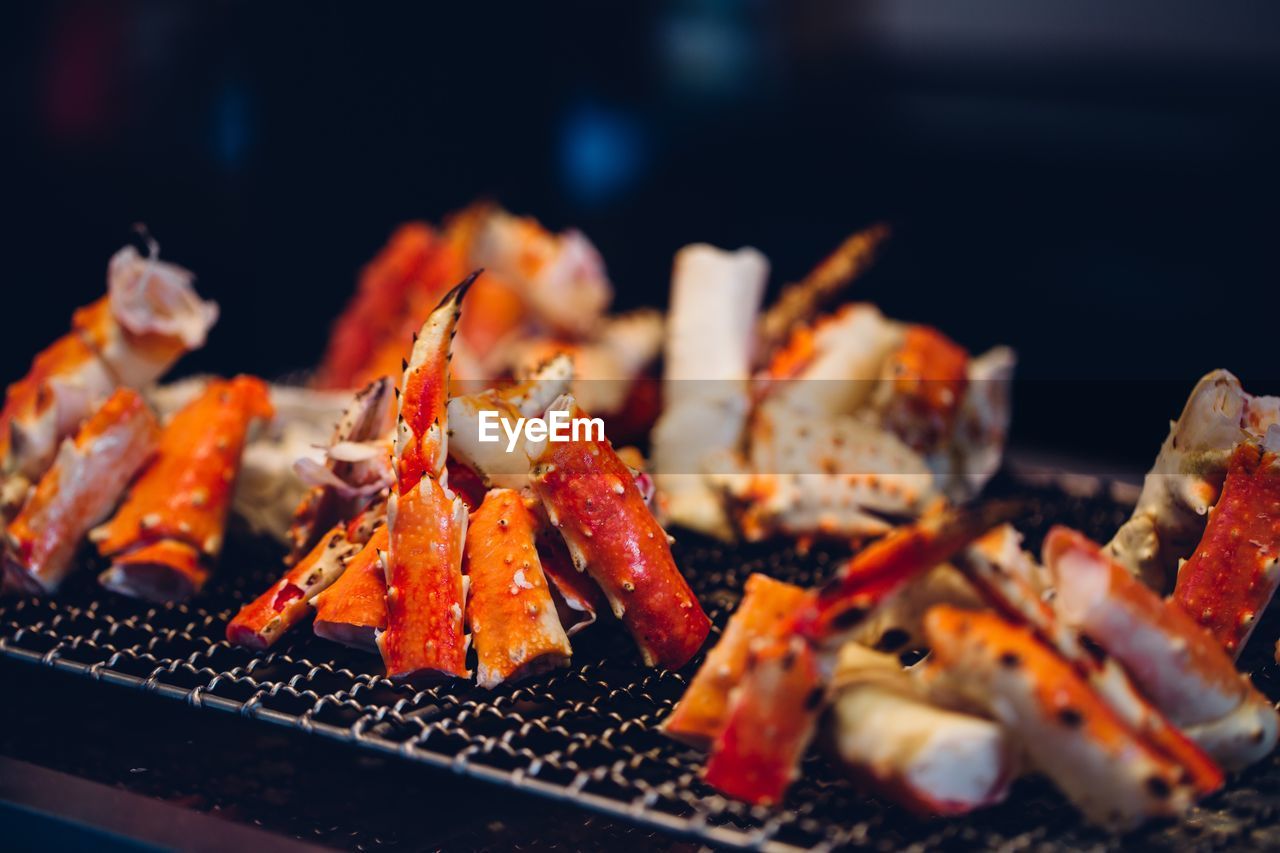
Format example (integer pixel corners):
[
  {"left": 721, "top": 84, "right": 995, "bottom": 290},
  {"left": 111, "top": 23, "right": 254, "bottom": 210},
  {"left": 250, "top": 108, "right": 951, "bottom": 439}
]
[
  {"left": 1173, "top": 440, "right": 1280, "bottom": 658},
  {"left": 464, "top": 489, "right": 571, "bottom": 688},
  {"left": 703, "top": 636, "right": 824, "bottom": 805},
  {"left": 796, "top": 501, "right": 1017, "bottom": 645},
  {"left": 379, "top": 476, "right": 469, "bottom": 679},
  {"left": 313, "top": 524, "right": 389, "bottom": 650},
  {"left": 100, "top": 539, "right": 209, "bottom": 601},
  {"left": 662, "top": 574, "right": 808, "bottom": 748},
  {"left": 879, "top": 324, "right": 969, "bottom": 451},
  {"left": 92, "top": 375, "right": 274, "bottom": 559},
  {"left": 227, "top": 523, "right": 358, "bottom": 650},
  {"left": 5, "top": 388, "right": 158, "bottom": 592},
  {"left": 315, "top": 223, "right": 440, "bottom": 389},
  {"left": 530, "top": 403, "right": 710, "bottom": 669}
]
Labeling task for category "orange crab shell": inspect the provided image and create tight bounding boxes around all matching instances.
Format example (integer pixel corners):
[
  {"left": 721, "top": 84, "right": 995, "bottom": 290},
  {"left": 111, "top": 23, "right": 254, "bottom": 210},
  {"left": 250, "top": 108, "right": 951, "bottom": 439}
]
[
  {"left": 702, "top": 635, "right": 825, "bottom": 806},
  {"left": 1173, "top": 440, "right": 1280, "bottom": 658},
  {"left": 91, "top": 375, "right": 274, "bottom": 560},
  {"left": 5, "top": 388, "right": 159, "bottom": 592},
  {"left": 464, "top": 489, "right": 572, "bottom": 689},
  {"left": 100, "top": 539, "right": 209, "bottom": 602},
  {"left": 379, "top": 476, "right": 469, "bottom": 680},
  {"left": 313, "top": 524, "right": 389, "bottom": 651},
  {"left": 226, "top": 522, "right": 359, "bottom": 651},
  {"left": 662, "top": 573, "right": 808, "bottom": 748},
  {"left": 530, "top": 399, "right": 711, "bottom": 670}
]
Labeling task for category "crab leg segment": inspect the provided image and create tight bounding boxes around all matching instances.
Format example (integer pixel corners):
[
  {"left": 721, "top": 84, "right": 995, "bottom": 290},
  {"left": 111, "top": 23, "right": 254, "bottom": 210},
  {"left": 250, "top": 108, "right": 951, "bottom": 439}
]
[
  {"left": 923, "top": 606, "right": 1199, "bottom": 831},
  {"left": 379, "top": 279, "right": 474, "bottom": 680},
  {"left": 226, "top": 522, "right": 360, "bottom": 650},
  {"left": 93, "top": 375, "right": 273, "bottom": 600},
  {"left": 794, "top": 500, "right": 1020, "bottom": 645},
  {"left": 464, "top": 489, "right": 572, "bottom": 688},
  {"left": 962, "top": 526, "right": 1224, "bottom": 793},
  {"left": 1, "top": 241, "right": 214, "bottom": 510},
  {"left": 703, "top": 635, "right": 823, "bottom": 805},
  {"left": 313, "top": 523, "right": 388, "bottom": 652},
  {"left": 1173, "top": 439, "right": 1280, "bottom": 658},
  {"left": 4, "top": 389, "right": 158, "bottom": 593},
  {"left": 662, "top": 573, "right": 807, "bottom": 748},
  {"left": 0, "top": 334, "right": 116, "bottom": 514},
  {"left": 530, "top": 395, "right": 711, "bottom": 669},
  {"left": 1049, "top": 527, "right": 1278, "bottom": 770},
  {"left": 832, "top": 643, "right": 1014, "bottom": 816}
]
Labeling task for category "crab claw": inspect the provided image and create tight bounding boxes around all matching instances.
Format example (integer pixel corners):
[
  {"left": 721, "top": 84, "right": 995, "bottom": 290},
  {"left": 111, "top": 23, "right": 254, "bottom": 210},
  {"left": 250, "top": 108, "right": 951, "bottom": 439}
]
[
  {"left": 464, "top": 489, "right": 572, "bottom": 688},
  {"left": 923, "top": 606, "right": 1200, "bottom": 831},
  {"left": 1173, "top": 437, "right": 1280, "bottom": 658},
  {"left": 1050, "top": 527, "right": 1279, "bottom": 770},
  {"left": 378, "top": 274, "right": 476, "bottom": 681},
  {"left": 394, "top": 273, "right": 478, "bottom": 492},
  {"left": 661, "top": 573, "right": 808, "bottom": 748},
  {"left": 4, "top": 389, "right": 158, "bottom": 593},
  {"left": 529, "top": 394, "right": 711, "bottom": 669}
]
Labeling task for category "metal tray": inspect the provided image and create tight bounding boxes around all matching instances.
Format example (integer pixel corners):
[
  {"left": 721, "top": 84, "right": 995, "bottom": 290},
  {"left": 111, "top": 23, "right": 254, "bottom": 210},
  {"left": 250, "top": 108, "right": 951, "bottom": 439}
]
[{"left": 2, "top": 470, "right": 1278, "bottom": 852}]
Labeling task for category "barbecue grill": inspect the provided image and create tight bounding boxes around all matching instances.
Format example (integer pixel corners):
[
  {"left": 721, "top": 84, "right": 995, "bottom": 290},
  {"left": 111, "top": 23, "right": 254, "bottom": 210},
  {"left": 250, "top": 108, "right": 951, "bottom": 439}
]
[{"left": 3, "top": 466, "right": 1277, "bottom": 851}]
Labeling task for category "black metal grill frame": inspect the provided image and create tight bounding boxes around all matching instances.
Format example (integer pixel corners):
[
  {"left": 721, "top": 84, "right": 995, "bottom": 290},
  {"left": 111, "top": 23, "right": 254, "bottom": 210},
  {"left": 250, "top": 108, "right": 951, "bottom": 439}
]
[{"left": 3, "top": 469, "right": 1279, "bottom": 852}]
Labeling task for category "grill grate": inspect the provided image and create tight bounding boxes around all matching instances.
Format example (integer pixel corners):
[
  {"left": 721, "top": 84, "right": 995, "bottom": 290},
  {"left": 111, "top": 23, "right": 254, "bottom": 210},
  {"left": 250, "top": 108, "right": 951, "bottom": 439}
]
[{"left": 2, "top": 471, "right": 1279, "bottom": 852}]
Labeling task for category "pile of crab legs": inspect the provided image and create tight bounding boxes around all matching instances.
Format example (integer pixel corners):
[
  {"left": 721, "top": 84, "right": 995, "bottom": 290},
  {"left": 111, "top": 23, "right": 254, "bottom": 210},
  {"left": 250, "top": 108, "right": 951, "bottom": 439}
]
[
  {"left": 0, "top": 237, "right": 282, "bottom": 602},
  {"left": 227, "top": 275, "right": 711, "bottom": 685},
  {"left": 663, "top": 370, "right": 1280, "bottom": 830}
]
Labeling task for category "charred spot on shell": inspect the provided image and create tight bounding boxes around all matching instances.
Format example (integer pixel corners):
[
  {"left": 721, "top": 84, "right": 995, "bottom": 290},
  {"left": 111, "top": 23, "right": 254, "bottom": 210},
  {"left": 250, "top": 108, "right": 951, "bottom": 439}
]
[
  {"left": 828, "top": 605, "right": 870, "bottom": 632},
  {"left": 997, "top": 651, "right": 1021, "bottom": 669},
  {"left": 874, "top": 628, "right": 910, "bottom": 653},
  {"left": 1057, "top": 707, "right": 1084, "bottom": 728},
  {"left": 1146, "top": 776, "right": 1172, "bottom": 799}
]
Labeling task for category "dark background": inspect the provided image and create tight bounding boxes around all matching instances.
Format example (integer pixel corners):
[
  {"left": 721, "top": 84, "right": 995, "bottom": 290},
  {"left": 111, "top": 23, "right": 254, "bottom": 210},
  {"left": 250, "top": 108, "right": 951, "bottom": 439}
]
[{"left": 5, "top": 1, "right": 1279, "bottom": 469}]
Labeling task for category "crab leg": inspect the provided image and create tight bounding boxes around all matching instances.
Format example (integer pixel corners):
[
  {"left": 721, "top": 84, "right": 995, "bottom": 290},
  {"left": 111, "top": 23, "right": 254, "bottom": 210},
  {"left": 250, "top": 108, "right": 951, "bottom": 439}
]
[
  {"left": 662, "top": 573, "right": 807, "bottom": 748},
  {"left": 704, "top": 635, "right": 823, "bottom": 805},
  {"left": 287, "top": 377, "right": 394, "bottom": 563},
  {"left": 464, "top": 489, "right": 572, "bottom": 688},
  {"left": 1173, "top": 438, "right": 1280, "bottom": 658},
  {"left": 831, "top": 643, "right": 1014, "bottom": 817},
  {"left": 922, "top": 606, "right": 1199, "bottom": 830},
  {"left": 1108, "top": 370, "right": 1280, "bottom": 589},
  {"left": 226, "top": 522, "right": 360, "bottom": 650},
  {"left": 92, "top": 375, "right": 273, "bottom": 601},
  {"left": 792, "top": 500, "right": 1021, "bottom": 646},
  {"left": 378, "top": 277, "right": 474, "bottom": 680},
  {"left": 1, "top": 241, "right": 215, "bottom": 512},
  {"left": 4, "top": 389, "right": 158, "bottom": 593},
  {"left": 704, "top": 504, "right": 1013, "bottom": 805},
  {"left": 530, "top": 395, "right": 711, "bottom": 669},
  {"left": 1049, "top": 527, "right": 1279, "bottom": 770},
  {"left": 313, "top": 522, "right": 388, "bottom": 651},
  {"left": 961, "top": 526, "right": 1224, "bottom": 793}
]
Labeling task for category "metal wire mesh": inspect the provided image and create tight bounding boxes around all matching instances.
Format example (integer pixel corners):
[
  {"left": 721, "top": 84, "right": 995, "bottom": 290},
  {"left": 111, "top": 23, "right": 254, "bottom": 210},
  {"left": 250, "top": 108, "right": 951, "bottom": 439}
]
[{"left": 2, "top": 471, "right": 1278, "bottom": 852}]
